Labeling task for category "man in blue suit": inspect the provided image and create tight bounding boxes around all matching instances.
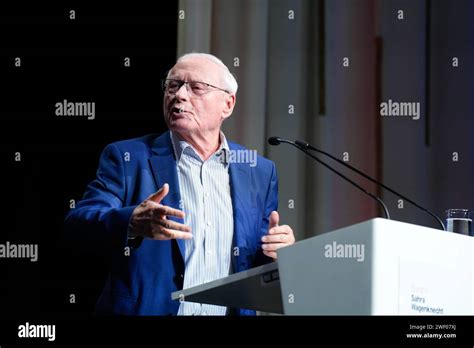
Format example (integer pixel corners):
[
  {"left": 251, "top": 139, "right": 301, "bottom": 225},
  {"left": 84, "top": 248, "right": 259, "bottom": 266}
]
[{"left": 64, "top": 53, "right": 295, "bottom": 315}]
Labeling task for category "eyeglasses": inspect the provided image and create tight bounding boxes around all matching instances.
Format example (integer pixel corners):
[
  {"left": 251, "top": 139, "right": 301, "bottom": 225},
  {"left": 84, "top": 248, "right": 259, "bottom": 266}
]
[{"left": 162, "top": 79, "right": 230, "bottom": 97}]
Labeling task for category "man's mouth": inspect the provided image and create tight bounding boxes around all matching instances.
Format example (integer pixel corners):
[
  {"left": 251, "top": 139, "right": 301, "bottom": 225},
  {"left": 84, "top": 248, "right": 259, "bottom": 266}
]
[{"left": 171, "top": 106, "right": 187, "bottom": 115}]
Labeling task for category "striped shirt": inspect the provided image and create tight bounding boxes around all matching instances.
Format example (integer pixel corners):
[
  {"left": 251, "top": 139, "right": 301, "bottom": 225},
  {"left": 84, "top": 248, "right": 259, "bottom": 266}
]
[{"left": 171, "top": 131, "right": 234, "bottom": 316}]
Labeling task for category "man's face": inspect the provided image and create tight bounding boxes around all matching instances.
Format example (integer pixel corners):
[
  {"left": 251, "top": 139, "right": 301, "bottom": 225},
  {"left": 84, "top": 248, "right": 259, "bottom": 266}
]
[{"left": 163, "top": 57, "right": 235, "bottom": 137}]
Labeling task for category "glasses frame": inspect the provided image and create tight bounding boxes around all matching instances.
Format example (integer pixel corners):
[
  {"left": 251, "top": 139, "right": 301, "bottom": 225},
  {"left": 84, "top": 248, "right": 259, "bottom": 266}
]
[{"left": 161, "top": 78, "right": 230, "bottom": 96}]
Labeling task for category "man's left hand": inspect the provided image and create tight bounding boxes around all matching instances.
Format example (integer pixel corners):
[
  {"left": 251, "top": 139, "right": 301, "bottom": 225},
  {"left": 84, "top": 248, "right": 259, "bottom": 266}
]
[{"left": 261, "top": 211, "right": 295, "bottom": 259}]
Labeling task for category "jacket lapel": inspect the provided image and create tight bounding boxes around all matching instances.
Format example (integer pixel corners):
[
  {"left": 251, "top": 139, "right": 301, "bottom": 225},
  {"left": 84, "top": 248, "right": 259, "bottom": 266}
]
[
  {"left": 228, "top": 142, "right": 252, "bottom": 272},
  {"left": 148, "top": 131, "right": 185, "bottom": 259}
]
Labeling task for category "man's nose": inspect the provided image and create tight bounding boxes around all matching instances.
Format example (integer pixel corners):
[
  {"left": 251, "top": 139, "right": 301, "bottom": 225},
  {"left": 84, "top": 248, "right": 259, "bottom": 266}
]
[{"left": 174, "top": 83, "right": 190, "bottom": 100}]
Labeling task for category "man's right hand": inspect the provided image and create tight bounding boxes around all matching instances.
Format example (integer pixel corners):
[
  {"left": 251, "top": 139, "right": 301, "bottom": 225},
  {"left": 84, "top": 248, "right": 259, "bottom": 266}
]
[{"left": 128, "top": 183, "right": 192, "bottom": 240}]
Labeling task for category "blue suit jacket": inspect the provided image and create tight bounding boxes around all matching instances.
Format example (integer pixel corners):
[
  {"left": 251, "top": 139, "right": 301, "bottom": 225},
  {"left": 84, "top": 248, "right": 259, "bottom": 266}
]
[{"left": 64, "top": 131, "right": 278, "bottom": 315}]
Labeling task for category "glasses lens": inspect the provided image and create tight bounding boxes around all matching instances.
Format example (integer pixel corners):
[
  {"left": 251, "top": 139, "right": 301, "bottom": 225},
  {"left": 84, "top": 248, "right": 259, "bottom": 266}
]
[
  {"left": 189, "top": 82, "right": 207, "bottom": 95},
  {"left": 165, "top": 80, "right": 181, "bottom": 93}
]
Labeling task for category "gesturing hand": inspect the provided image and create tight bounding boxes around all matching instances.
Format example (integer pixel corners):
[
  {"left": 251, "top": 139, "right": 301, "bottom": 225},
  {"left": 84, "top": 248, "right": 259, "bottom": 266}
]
[
  {"left": 261, "top": 211, "right": 295, "bottom": 259},
  {"left": 128, "top": 183, "right": 192, "bottom": 240}
]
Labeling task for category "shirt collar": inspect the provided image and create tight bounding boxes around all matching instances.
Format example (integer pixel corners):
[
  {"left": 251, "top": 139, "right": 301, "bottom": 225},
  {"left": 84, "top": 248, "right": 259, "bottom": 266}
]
[{"left": 170, "top": 131, "right": 230, "bottom": 165}]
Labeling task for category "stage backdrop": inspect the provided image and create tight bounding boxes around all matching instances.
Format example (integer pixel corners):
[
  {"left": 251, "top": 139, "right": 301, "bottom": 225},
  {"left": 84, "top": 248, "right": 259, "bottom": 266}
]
[{"left": 177, "top": 0, "right": 474, "bottom": 239}]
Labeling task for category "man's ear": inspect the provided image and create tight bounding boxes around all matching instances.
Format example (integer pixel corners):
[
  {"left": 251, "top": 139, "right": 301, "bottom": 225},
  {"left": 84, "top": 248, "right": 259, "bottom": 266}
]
[{"left": 222, "top": 94, "right": 236, "bottom": 120}]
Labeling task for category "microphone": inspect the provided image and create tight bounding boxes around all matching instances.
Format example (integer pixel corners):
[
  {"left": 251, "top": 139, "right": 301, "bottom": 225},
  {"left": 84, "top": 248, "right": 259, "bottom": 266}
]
[
  {"left": 294, "top": 139, "right": 445, "bottom": 230},
  {"left": 268, "top": 136, "right": 282, "bottom": 146},
  {"left": 268, "top": 136, "right": 391, "bottom": 220}
]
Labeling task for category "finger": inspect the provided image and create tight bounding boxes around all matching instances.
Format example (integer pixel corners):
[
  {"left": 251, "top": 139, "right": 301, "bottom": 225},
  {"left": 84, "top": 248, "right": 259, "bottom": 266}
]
[
  {"left": 261, "top": 242, "right": 289, "bottom": 252},
  {"left": 161, "top": 228, "right": 193, "bottom": 240},
  {"left": 261, "top": 233, "right": 288, "bottom": 243},
  {"left": 268, "top": 224, "right": 292, "bottom": 235},
  {"left": 155, "top": 218, "right": 191, "bottom": 232},
  {"left": 148, "top": 183, "right": 169, "bottom": 204},
  {"left": 268, "top": 211, "right": 279, "bottom": 229},
  {"left": 150, "top": 202, "right": 185, "bottom": 219},
  {"left": 263, "top": 250, "right": 277, "bottom": 259},
  {"left": 152, "top": 228, "right": 193, "bottom": 240}
]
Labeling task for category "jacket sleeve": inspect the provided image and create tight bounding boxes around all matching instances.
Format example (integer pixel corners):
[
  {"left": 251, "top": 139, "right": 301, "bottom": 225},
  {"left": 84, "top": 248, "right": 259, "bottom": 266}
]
[{"left": 64, "top": 143, "right": 138, "bottom": 252}]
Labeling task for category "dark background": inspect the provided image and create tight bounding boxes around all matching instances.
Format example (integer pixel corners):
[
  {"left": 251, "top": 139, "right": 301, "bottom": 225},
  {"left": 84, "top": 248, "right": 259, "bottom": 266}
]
[{"left": 0, "top": 1, "right": 177, "bottom": 318}]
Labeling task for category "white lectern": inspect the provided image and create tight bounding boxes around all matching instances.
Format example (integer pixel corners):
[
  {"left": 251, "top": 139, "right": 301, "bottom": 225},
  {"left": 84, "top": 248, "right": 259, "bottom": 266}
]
[{"left": 172, "top": 218, "right": 472, "bottom": 315}]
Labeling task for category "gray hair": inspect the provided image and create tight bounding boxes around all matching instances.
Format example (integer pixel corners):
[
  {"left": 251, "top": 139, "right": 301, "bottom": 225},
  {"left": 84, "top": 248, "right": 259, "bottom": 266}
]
[{"left": 169, "top": 53, "right": 238, "bottom": 94}]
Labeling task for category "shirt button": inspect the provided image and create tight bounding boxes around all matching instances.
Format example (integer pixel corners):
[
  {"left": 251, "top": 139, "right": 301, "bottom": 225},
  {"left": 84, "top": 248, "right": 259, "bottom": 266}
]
[
  {"left": 207, "top": 221, "right": 212, "bottom": 226},
  {"left": 202, "top": 311, "right": 207, "bottom": 315},
  {"left": 205, "top": 192, "right": 210, "bottom": 198}
]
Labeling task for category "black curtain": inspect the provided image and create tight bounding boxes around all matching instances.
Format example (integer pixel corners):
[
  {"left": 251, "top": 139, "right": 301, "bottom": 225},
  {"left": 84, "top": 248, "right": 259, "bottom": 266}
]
[{"left": 0, "top": 1, "right": 178, "bottom": 317}]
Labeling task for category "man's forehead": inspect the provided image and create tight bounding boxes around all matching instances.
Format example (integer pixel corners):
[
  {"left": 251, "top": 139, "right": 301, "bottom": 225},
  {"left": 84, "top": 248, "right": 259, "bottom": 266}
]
[{"left": 169, "top": 57, "right": 222, "bottom": 81}]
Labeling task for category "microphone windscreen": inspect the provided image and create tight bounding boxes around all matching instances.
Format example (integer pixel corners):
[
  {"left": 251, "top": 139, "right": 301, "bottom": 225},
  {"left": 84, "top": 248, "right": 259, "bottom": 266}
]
[{"left": 268, "top": 137, "right": 281, "bottom": 146}]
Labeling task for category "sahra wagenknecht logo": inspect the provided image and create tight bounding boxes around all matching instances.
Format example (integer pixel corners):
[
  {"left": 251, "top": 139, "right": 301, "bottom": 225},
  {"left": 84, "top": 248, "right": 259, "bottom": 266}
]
[{"left": 55, "top": 99, "right": 95, "bottom": 120}]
